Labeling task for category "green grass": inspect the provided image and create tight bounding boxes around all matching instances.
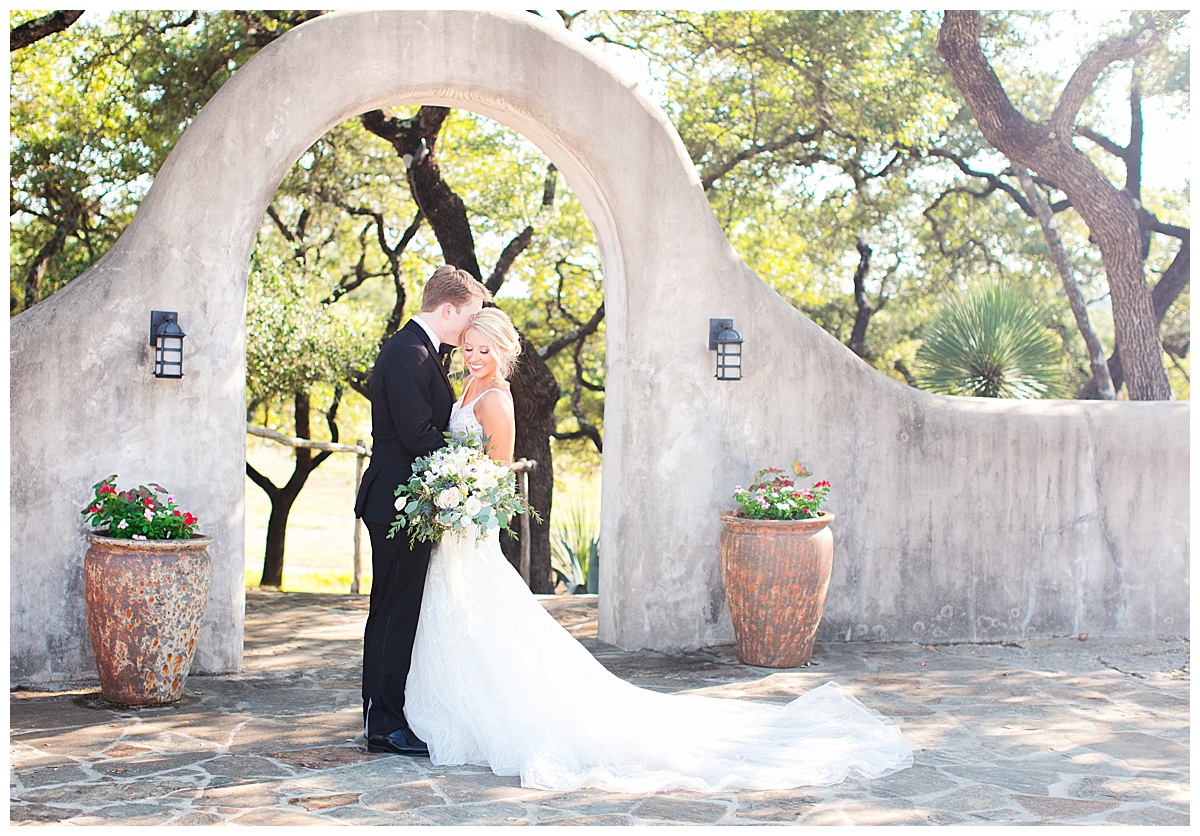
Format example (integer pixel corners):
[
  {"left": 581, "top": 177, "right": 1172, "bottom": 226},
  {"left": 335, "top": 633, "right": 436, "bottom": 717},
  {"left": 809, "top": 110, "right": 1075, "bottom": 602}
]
[
  {"left": 244, "top": 437, "right": 372, "bottom": 593},
  {"left": 244, "top": 437, "right": 601, "bottom": 594}
]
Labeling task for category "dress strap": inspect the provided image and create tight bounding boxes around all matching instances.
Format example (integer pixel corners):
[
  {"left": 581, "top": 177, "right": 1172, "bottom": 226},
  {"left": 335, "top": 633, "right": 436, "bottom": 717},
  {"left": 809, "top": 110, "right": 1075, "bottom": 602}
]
[{"left": 462, "top": 387, "right": 500, "bottom": 410}]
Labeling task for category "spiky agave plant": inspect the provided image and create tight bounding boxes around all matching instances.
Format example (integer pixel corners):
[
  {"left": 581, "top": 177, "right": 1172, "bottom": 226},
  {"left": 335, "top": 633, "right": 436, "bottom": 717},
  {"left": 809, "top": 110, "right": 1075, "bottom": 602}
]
[
  {"left": 914, "top": 282, "right": 1068, "bottom": 399},
  {"left": 550, "top": 496, "right": 600, "bottom": 594}
]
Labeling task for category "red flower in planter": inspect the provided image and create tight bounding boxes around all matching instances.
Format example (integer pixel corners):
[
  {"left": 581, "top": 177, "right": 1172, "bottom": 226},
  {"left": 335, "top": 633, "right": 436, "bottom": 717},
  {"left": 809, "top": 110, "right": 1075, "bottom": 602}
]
[{"left": 82, "top": 475, "right": 202, "bottom": 540}]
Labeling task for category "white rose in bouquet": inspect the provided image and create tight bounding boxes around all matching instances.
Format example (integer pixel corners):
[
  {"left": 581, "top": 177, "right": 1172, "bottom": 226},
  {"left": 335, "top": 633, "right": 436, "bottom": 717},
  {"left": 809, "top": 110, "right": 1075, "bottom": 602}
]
[
  {"left": 436, "top": 487, "right": 463, "bottom": 509},
  {"left": 462, "top": 495, "right": 483, "bottom": 518}
]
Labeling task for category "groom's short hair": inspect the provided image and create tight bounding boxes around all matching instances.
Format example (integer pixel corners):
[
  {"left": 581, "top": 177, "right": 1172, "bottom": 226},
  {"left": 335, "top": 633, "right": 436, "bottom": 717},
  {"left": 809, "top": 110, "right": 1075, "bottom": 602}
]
[{"left": 420, "top": 265, "right": 492, "bottom": 311}]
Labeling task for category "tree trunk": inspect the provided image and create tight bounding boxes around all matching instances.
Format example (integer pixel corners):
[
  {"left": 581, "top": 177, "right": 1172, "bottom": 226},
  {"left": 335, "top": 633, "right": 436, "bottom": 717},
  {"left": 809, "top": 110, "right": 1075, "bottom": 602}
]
[
  {"left": 363, "top": 104, "right": 557, "bottom": 587},
  {"left": 846, "top": 239, "right": 874, "bottom": 360},
  {"left": 248, "top": 392, "right": 330, "bottom": 588},
  {"left": 360, "top": 106, "right": 481, "bottom": 277},
  {"left": 1076, "top": 235, "right": 1190, "bottom": 398},
  {"left": 936, "top": 11, "right": 1171, "bottom": 400},
  {"left": 21, "top": 204, "right": 85, "bottom": 312},
  {"left": 1016, "top": 168, "right": 1115, "bottom": 399},
  {"left": 500, "top": 333, "right": 560, "bottom": 593},
  {"left": 260, "top": 491, "right": 298, "bottom": 588}
]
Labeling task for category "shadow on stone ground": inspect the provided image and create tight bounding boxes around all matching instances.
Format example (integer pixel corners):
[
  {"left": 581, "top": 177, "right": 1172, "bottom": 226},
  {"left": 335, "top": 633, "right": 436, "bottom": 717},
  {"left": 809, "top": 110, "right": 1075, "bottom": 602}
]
[{"left": 9, "top": 590, "right": 1190, "bottom": 825}]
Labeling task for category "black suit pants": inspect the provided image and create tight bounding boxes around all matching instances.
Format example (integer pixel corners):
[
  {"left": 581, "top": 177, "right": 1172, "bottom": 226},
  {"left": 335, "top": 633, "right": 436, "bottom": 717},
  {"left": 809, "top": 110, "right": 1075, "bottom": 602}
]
[{"left": 362, "top": 521, "right": 432, "bottom": 736}]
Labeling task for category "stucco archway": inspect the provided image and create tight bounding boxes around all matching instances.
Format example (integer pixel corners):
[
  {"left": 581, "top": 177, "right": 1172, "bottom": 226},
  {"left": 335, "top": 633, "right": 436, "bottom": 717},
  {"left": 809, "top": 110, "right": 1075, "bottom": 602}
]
[{"left": 10, "top": 10, "right": 1188, "bottom": 685}]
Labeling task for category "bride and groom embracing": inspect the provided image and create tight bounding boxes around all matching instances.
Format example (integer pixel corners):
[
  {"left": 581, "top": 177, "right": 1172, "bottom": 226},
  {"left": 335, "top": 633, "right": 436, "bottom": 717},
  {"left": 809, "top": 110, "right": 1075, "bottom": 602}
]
[{"left": 355, "top": 265, "right": 914, "bottom": 793}]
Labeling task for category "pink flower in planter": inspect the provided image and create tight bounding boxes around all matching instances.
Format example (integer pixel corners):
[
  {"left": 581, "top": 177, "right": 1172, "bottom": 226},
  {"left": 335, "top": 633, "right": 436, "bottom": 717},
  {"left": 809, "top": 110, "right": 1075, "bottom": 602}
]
[
  {"left": 82, "top": 476, "right": 202, "bottom": 539},
  {"left": 732, "top": 462, "right": 831, "bottom": 521}
]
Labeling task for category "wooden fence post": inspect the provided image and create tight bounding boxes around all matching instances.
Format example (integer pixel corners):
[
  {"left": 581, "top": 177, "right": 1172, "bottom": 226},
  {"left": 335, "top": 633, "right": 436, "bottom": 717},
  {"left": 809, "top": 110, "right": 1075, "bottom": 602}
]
[
  {"left": 519, "top": 468, "right": 531, "bottom": 586},
  {"left": 512, "top": 459, "right": 537, "bottom": 588},
  {"left": 352, "top": 439, "right": 365, "bottom": 595}
]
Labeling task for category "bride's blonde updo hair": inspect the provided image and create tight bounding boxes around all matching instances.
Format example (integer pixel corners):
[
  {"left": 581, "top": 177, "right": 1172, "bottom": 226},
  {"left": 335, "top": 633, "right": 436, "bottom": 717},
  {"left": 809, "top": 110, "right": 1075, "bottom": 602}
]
[{"left": 464, "top": 307, "right": 522, "bottom": 380}]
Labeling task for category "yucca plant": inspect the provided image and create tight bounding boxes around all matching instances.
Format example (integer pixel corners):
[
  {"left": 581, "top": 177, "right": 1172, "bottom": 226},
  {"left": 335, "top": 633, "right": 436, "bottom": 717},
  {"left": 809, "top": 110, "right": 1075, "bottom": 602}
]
[
  {"left": 550, "top": 497, "right": 600, "bottom": 594},
  {"left": 913, "top": 282, "right": 1068, "bottom": 399}
]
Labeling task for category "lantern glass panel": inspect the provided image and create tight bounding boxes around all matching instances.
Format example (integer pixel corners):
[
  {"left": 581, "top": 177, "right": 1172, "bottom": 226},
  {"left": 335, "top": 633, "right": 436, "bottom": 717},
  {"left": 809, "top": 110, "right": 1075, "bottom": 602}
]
[
  {"left": 154, "top": 335, "right": 184, "bottom": 378},
  {"left": 150, "top": 311, "right": 185, "bottom": 378},
  {"left": 715, "top": 324, "right": 742, "bottom": 381},
  {"left": 716, "top": 340, "right": 742, "bottom": 380}
]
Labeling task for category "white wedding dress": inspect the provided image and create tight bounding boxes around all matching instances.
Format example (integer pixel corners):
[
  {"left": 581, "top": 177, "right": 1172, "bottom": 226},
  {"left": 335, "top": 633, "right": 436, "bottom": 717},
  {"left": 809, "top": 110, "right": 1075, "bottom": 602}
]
[{"left": 404, "top": 391, "right": 914, "bottom": 793}]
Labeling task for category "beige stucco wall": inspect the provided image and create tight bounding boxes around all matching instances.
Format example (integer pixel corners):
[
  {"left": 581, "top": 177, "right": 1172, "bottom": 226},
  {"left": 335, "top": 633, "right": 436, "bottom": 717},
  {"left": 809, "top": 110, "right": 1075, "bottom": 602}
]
[{"left": 9, "top": 10, "right": 1189, "bottom": 685}]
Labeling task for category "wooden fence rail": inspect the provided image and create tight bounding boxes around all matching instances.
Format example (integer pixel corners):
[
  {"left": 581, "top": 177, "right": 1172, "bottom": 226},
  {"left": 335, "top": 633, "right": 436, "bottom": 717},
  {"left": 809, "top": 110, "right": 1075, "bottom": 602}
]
[{"left": 246, "top": 423, "right": 538, "bottom": 592}]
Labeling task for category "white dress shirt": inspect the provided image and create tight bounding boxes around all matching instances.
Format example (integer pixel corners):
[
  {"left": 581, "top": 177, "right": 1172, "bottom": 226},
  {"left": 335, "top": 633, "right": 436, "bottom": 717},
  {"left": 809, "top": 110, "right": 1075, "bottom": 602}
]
[{"left": 413, "top": 315, "right": 440, "bottom": 352}]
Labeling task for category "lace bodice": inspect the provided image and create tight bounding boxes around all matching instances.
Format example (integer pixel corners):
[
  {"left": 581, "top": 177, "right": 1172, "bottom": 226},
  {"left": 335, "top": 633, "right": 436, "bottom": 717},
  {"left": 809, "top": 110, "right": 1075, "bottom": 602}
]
[{"left": 447, "top": 389, "right": 488, "bottom": 443}]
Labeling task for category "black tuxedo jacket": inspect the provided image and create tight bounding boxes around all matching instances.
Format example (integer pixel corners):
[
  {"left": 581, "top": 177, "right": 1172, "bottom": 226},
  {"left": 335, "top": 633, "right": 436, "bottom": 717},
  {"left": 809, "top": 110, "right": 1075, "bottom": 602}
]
[{"left": 355, "top": 319, "right": 455, "bottom": 524}]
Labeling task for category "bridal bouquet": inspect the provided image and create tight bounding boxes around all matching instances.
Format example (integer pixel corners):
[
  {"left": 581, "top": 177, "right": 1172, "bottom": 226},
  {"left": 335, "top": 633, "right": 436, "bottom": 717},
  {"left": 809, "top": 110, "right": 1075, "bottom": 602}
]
[{"left": 389, "top": 433, "right": 538, "bottom": 545}]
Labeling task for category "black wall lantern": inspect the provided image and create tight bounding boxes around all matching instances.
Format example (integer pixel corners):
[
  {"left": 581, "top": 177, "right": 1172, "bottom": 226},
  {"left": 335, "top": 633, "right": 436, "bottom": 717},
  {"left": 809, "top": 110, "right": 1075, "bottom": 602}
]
[
  {"left": 709, "top": 318, "right": 744, "bottom": 381},
  {"left": 150, "top": 311, "right": 186, "bottom": 379}
]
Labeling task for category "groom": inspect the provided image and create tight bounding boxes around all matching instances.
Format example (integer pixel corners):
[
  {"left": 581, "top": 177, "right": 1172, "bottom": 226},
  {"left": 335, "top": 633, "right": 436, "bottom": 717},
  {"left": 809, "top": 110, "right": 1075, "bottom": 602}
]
[{"left": 355, "top": 265, "right": 489, "bottom": 755}]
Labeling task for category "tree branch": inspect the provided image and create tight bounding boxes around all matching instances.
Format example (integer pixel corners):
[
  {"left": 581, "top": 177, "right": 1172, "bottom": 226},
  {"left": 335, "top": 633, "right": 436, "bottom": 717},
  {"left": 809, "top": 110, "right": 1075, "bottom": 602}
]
[
  {"left": 156, "top": 10, "right": 197, "bottom": 33},
  {"left": 700, "top": 129, "right": 822, "bottom": 191},
  {"left": 487, "top": 162, "right": 556, "bottom": 294},
  {"left": 326, "top": 222, "right": 385, "bottom": 304},
  {"left": 1074, "top": 124, "right": 1126, "bottom": 158},
  {"left": 937, "top": 12, "right": 1045, "bottom": 153},
  {"left": 1148, "top": 218, "right": 1189, "bottom": 241},
  {"left": 487, "top": 227, "right": 533, "bottom": 295},
  {"left": 1017, "top": 167, "right": 1115, "bottom": 398},
  {"left": 927, "top": 148, "right": 1033, "bottom": 215},
  {"left": 245, "top": 462, "right": 280, "bottom": 497},
  {"left": 539, "top": 301, "right": 605, "bottom": 359},
  {"left": 846, "top": 239, "right": 874, "bottom": 359},
  {"left": 232, "top": 10, "right": 324, "bottom": 49},
  {"left": 21, "top": 203, "right": 87, "bottom": 311},
  {"left": 551, "top": 425, "right": 604, "bottom": 453},
  {"left": 564, "top": 338, "right": 603, "bottom": 455},
  {"left": 265, "top": 205, "right": 298, "bottom": 245},
  {"left": 10, "top": 197, "right": 44, "bottom": 218},
  {"left": 1049, "top": 15, "right": 1175, "bottom": 138},
  {"left": 1125, "top": 68, "right": 1145, "bottom": 200},
  {"left": 361, "top": 105, "right": 482, "bottom": 278},
  {"left": 10, "top": 10, "right": 84, "bottom": 52}
]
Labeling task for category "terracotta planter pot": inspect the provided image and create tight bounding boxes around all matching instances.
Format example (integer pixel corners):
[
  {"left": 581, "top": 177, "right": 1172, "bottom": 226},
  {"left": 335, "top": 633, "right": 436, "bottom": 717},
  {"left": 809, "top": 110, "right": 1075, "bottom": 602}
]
[
  {"left": 718, "top": 511, "right": 834, "bottom": 668},
  {"left": 84, "top": 532, "right": 212, "bottom": 705}
]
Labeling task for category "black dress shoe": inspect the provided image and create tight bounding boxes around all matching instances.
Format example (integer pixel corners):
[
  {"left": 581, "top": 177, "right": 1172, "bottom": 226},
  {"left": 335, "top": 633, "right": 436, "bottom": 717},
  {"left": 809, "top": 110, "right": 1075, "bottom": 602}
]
[{"left": 366, "top": 725, "right": 429, "bottom": 756}]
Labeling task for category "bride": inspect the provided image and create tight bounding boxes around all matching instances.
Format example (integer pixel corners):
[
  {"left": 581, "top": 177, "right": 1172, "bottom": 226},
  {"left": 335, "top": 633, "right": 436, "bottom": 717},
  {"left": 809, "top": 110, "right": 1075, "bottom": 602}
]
[{"left": 404, "top": 307, "right": 914, "bottom": 793}]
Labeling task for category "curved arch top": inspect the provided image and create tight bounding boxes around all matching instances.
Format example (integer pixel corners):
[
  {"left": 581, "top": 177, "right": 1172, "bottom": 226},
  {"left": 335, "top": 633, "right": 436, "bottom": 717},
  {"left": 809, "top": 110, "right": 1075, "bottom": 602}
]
[{"left": 10, "top": 10, "right": 1188, "bottom": 684}]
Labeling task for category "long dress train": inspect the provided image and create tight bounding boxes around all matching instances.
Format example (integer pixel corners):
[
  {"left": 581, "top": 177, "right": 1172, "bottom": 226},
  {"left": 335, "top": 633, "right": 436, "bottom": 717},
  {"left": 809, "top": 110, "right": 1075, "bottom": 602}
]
[{"left": 404, "top": 392, "right": 914, "bottom": 793}]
